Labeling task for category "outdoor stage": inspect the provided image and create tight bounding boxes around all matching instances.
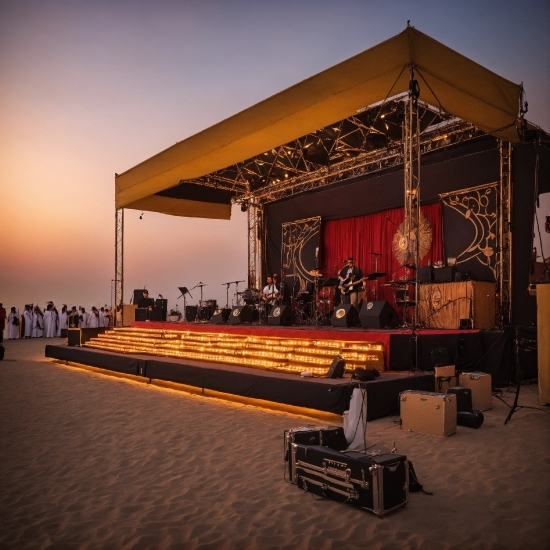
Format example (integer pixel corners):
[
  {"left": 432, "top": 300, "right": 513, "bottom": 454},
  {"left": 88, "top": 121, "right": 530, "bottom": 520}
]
[{"left": 44, "top": 322, "right": 514, "bottom": 420}]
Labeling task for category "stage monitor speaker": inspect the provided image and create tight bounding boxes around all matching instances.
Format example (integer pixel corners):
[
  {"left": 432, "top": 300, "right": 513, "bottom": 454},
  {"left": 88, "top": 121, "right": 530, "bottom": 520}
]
[
  {"left": 149, "top": 309, "right": 162, "bottom": 321},
  {"left": 135, "top": 308, "right": 148, "bottom": 321},
  {"left": 359, "top": 301, "right": 399, "bottom": 329},
  {"left": 326, "top": 356, "right": 346, "bottom": 378},
  {"left": 268, "top": 305, "right": 295, "bottom": 326},
  {"left": 330, "top": 304, "right": 360, "bottom": 328},
  {"left": 229, "top": 305, "right": 256, "bottom": 325},
  {"left": 210, "top": 308, "right": 231, "bottom": 324},
  {"left": 155, "top": 298, "right": 168, "bottom": 313},
  {"left": 459, "top": 318, "right": 473, "bottom": 329}
]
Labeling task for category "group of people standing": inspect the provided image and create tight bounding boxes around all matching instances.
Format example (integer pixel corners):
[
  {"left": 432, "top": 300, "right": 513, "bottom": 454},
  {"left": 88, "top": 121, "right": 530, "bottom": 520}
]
[{"left": 0, "top": 303, "right": 113, "bottom": 341}]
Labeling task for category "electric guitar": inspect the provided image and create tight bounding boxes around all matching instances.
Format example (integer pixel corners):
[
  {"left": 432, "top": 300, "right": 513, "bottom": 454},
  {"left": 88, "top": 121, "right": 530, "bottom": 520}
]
[{"left": 339, "top": 276, "right": 366, "bottom": 295}]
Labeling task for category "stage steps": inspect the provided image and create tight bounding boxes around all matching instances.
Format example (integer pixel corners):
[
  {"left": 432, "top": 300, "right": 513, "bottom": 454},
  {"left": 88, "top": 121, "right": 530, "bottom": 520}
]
[{"left": 84, "top": 327, "right": 385, "bottom": 376}]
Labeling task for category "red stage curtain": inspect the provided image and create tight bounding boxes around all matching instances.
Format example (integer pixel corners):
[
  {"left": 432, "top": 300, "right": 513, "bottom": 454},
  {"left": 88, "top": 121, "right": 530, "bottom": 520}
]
[{"left": 322, "top": 202, "right": 443, "bottom": 307}]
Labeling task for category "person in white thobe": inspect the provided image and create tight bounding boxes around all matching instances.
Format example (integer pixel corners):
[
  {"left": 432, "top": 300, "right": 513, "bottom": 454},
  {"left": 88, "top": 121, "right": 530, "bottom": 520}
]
[
  {"left": 57, "top": 305, "right": 68, "bottom": 336},
  {"left": 7, "top": 308, "right": 20, "bottom": 339},
  {"left": 88, "top": 307, "right": 100, "bottom": 328},
  {"left": 79, "top": 307, "right": 88, "bottom": 328},
  {"left": 23, "top": 305, "right": 33, "bottom": 338},
  {"left": 32, "top": 306, "right": 44, "bottom": 338},
  {"left": 43, "top": 303, "right": 58, "bottom": 338}
]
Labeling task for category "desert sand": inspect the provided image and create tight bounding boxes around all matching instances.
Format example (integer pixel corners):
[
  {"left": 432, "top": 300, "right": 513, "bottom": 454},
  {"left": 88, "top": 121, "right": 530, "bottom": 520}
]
[{"left": 1, "top": 338, "right": 549, "bottom": 550}]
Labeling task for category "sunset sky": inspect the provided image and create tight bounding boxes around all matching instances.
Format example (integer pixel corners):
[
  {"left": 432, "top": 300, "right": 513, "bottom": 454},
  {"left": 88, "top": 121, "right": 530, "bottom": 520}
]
[{"left": 1, "top": 0, "right": 549, "bottom": 314}]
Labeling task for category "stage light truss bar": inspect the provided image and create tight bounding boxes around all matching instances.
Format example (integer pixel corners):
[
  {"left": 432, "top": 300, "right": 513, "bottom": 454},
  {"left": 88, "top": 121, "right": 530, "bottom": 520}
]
[
  {"left": 182, "top": 100, "right": 480, "bottom": 205},
  {"left": 84, "top": 328, "right": 385, "bottom": 375}
]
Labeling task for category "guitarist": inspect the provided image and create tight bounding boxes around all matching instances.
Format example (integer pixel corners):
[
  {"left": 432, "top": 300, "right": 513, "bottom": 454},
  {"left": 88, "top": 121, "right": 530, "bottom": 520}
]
[
  {"left": 338, "top": 257, "right": 365, "bottom": 309},
  {"left": 261, "top": 275, "right": 280, "bottom": 315}
]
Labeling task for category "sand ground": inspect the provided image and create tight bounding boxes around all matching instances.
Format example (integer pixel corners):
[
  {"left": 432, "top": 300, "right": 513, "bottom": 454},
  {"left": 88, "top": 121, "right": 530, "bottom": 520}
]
[{"left": 1, "top": 338, "right": 549, "bottom": 550}]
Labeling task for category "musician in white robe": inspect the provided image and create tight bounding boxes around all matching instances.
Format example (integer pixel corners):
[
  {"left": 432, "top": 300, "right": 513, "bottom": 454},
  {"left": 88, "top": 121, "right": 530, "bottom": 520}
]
[
  {"left": 23, "top": 305, "right": 33, "bottom": 338},
  {"left": 57, "top": 305, "right": 68, "bottom": 336},
  {"left": 7, "top": 307, "right": 20, "bottom": 339},
  {"left": 88, "top": 307, "right": 100, "bottom": 328},
  {"left": 32, "top": 306, "right": 44, "bottom": 338}
]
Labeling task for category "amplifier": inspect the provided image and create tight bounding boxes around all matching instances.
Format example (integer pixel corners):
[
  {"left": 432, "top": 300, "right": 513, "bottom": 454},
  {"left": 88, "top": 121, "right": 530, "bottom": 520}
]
[
  {"left": 149, "top": 309, "right": 163, "bottom": 321},
  {"left": 433, "top": 267, "right": 456, "bottom": 282},
  {"left": 135, "top": 308, "right": 148, "bottom": 322},
  {"left": 417, "top": 266, "right": 433, "bottom": 283}
]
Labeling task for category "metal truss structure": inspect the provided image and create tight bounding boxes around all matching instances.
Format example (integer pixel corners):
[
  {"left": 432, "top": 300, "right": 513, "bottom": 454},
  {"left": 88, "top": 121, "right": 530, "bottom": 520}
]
[
  {"left": 114, "top": 208, "right": 124, "bottom": 324},
  {"left": 498, "top": 141, "right": 513, "bottom": 327},
  {"left": 246, "top": 199, "right": 263, "bottom": 291},
  {"left": 402, "top": 70, "right": 422, "bottom": 327},
  {"left": 181, "top": 97, "right": 485, "bottom": 286},
  {"left": 114, "top": 94, "right": 499, "bottom": 309}
]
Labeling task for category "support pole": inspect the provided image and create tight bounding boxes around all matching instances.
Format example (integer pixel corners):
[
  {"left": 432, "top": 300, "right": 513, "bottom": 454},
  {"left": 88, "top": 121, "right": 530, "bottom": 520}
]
[
  {"left": 247, "top": 199, "right": 263, "bottom": 291},
  {"left": 115, "top": 207, "right": 124, "bottom": 325},
  {"left": 403, "top": 66, "right": 421, "bottom": 328},
  {"left": 498, "top": 140, "right": 513, "bottom": 327}
]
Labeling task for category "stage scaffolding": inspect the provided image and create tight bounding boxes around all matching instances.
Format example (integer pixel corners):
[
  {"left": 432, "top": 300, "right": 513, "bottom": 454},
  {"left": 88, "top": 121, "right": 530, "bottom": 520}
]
[{"left": 113, "top": 95, "right": 513, "bottom": 322}]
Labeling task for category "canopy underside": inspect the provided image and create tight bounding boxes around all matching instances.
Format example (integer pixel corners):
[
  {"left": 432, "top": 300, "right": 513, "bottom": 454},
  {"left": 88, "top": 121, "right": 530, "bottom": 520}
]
[{"left": 115, "top": 26, "right": 524, "bottom": 218}]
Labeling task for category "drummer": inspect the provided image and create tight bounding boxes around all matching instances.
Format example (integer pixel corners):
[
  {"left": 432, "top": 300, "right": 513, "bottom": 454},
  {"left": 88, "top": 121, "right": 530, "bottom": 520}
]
[{"left": 261, "top": 275, "right": 280, "bottom": 315}]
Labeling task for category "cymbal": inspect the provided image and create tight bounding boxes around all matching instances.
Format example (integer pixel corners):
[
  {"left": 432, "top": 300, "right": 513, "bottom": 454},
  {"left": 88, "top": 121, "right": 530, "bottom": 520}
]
[
  {"left": 386, "top": 280, "right": 417, "bottom": 285},
  {"left": 403, "top": 263, "right": 417, "bottom": 269},
  {"left": 366, "top": 272, "right": 386, "bottom": 280},
  {"left": 309, "top": 269, "right": 323, "bottom": 277}
]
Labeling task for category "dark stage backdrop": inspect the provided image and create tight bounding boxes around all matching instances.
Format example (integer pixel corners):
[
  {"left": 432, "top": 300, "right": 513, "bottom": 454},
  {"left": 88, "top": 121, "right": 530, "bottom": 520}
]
[
  {"left": 322, "top": 202, "right": 443, "bottom": 305},
  {"left": 441, "top": 183, "right": 498, "bottom": 282},
  {"left": 264, "top": 136, "right": 549, "bottom": 326},
  {"left": 265, "top": 136, "right": 500, "bottom": 278},
  {"left": 281, "top": 216, "right": 321, "bottom": 296}
]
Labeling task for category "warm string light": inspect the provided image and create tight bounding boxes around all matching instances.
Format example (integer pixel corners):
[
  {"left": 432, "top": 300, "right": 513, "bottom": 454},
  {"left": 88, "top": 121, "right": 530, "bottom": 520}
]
[{"left": 87, "top": 328, "right": 385, "bottom": 375}]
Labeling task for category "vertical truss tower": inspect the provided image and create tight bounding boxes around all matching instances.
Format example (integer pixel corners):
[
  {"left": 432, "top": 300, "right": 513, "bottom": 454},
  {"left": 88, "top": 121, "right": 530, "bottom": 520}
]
[
  {"left": 403, "top": 68, "right": 422, "bottom": 327},
  {"left": 114, "top": 208, "right": 124, "bottom": 324},
  {"left": 498, "top": 141, "right": 513, "bottom": 326}
]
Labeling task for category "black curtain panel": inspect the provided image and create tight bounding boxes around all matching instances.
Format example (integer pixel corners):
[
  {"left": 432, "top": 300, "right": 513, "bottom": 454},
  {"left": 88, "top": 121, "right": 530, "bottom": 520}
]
[
  {"left": 441, "top": 183, "right": 498, "bottom": 282},
  {"left": 281, "top": 217, "right": 321, "bottom": 296}
]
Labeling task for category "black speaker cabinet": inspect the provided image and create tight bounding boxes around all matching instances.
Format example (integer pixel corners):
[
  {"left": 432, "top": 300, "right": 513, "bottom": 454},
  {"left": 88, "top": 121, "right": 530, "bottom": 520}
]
[
  {"left": 417, "top": 266, "right": 433, "bottom": 283},
  {"left": 434, "top": 266, "right": 456, "bottom": 282},
  {"left": 210, "top": 308, "right": 231, "bottom": 324},
  {"left": 185, "top": 306, "right": 197, "bottom": 322},
  {"left": 359, "top": 301, "right": 399, "bottom": 329},
  {"left": 68, "top": 327, "right": 106, "bottom": 346},
  {"left": 229, "top": 305, "right": 256, "bottom": 325},
  {"left": 268, "top": 305, "right": 296, "bottom": 326},
  {"left": 326, "top": 356, "right": 346, "bottom": 378},
  {"left": 135, "top": 308, "right": 148, "bottom": 321},
  {"left": 330, "top": 304, "right": 360, "bottom": 327},
  {"left": 149, "top": 309, "right": 162, "bottom": 321}
]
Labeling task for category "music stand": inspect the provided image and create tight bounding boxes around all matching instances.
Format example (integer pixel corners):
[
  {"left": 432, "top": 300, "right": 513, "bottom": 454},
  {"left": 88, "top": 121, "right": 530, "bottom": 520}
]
[{"left": 177, "top": 287, "right": 193, "bottom": 323}]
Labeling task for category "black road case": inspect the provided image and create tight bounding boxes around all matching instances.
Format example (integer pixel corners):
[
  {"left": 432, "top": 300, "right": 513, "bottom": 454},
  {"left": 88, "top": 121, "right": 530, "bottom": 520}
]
[
  {"left": 292, "top": 444, "right": 408, "bottom": 516},
  {"left": 284, "top": 426, "right": 348, "bottom": 483}
]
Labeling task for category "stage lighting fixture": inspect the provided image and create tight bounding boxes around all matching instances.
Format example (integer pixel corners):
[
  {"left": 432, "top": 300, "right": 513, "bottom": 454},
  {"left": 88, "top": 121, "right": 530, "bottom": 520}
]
[
  {"left": 139, "top": 212, "right": 143, "bottom": 219},
  {"left": 241, "top": 201, "right": 248, "bottom": 212}
]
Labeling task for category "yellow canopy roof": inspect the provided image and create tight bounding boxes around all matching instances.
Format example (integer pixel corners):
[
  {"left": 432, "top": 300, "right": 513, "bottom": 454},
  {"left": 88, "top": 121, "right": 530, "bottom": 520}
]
[{"left": 115, "top": 26, "right": 522, "bottom": 217}]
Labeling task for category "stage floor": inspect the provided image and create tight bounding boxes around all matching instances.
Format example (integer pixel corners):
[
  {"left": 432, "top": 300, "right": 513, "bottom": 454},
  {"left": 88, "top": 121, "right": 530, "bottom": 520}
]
[{"left": 45, "top": 344, "right": 434, "bottom": 420}]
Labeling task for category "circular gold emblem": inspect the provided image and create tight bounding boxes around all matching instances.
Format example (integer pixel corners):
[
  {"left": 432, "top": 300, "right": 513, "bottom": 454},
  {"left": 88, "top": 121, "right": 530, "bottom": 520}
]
[
  {"left": 232, "top": 308, "right": 241, "bottom": 316},
  {"left": 335, "top": 308, "right": 346, "bottom": 319},
  {"left": 273, "top": 307, "right": 281, "bottom": 317},
  {"left": 367, "top": 302, "right": 374, "bottom": 310}
]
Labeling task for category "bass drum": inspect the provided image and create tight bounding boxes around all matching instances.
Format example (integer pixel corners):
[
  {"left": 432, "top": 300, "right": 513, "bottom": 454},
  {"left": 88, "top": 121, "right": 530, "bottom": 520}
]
[{"left": 317, "top": 286, "right": 335, "bottom": 313}]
